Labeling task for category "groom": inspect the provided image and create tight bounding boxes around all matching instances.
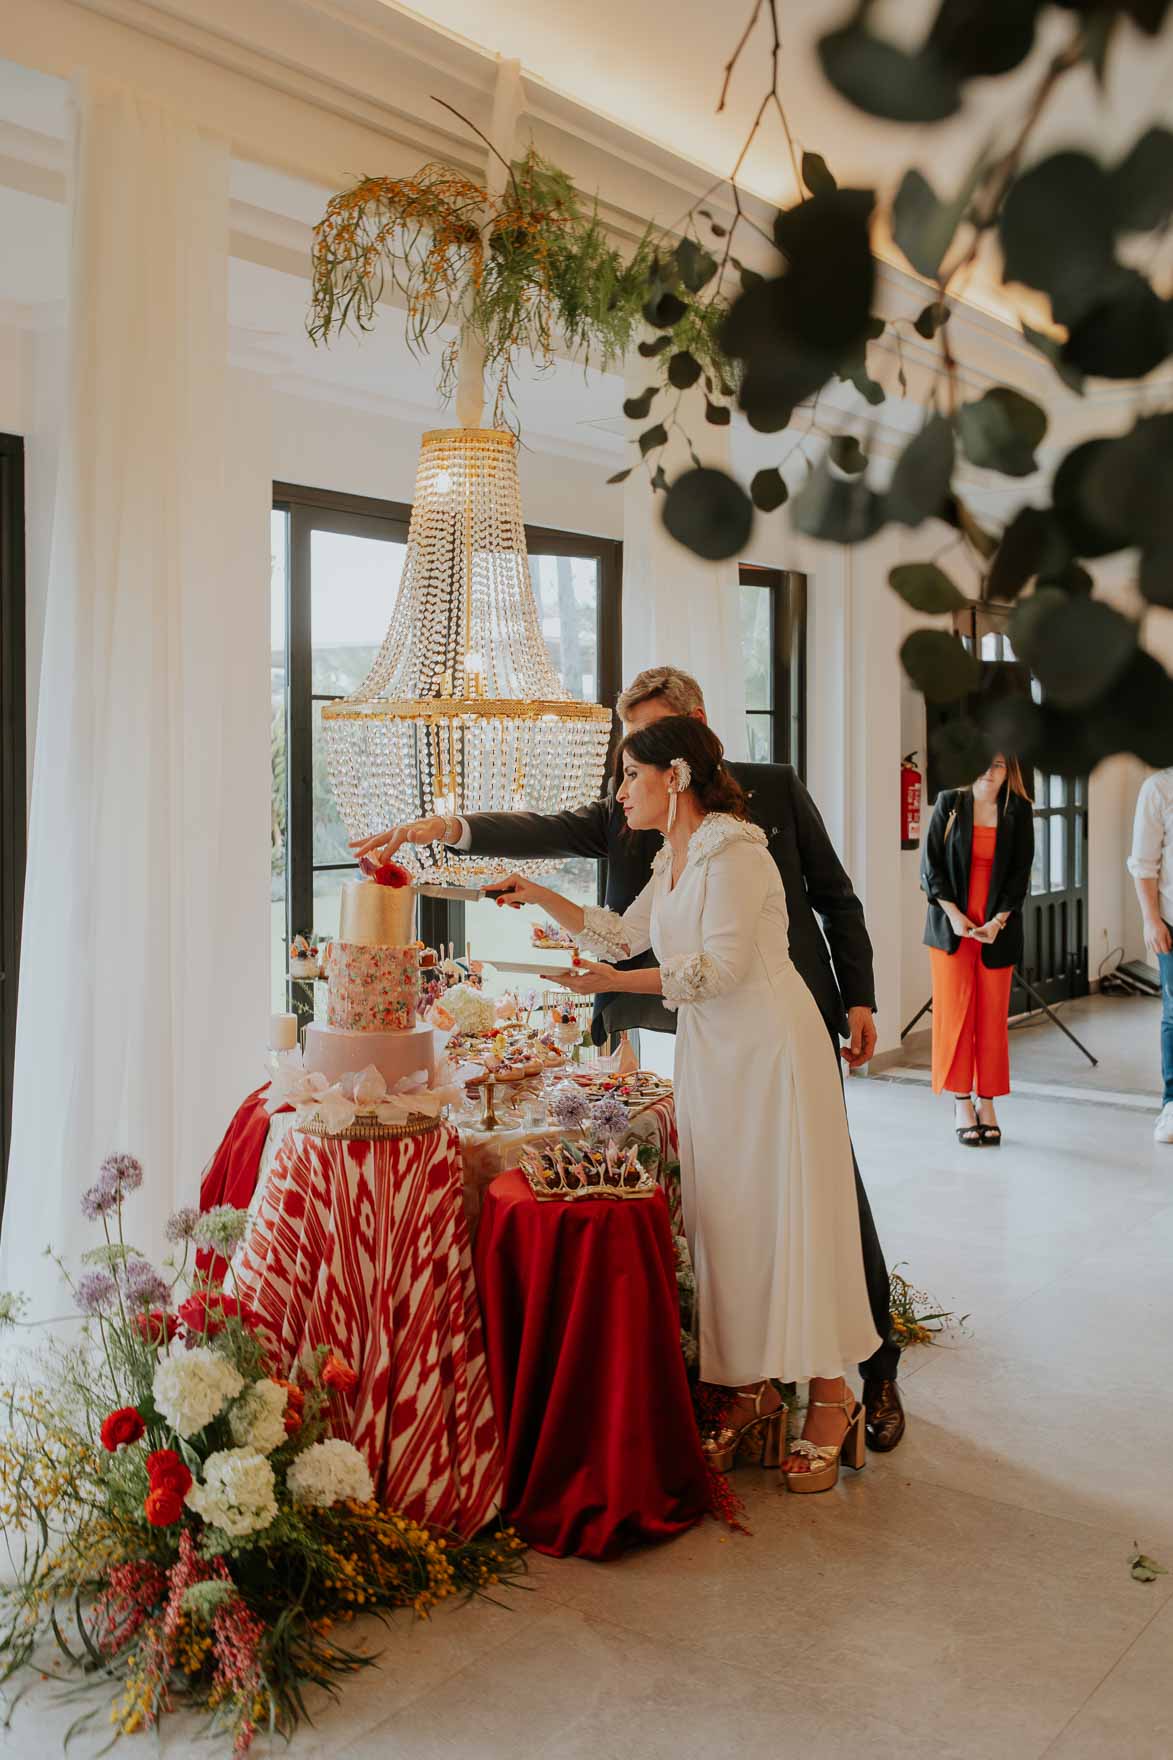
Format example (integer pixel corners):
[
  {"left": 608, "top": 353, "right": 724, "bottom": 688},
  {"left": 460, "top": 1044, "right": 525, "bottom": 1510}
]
[{"left": 354, "top": 664, "right": 905, "bottom": 1450}]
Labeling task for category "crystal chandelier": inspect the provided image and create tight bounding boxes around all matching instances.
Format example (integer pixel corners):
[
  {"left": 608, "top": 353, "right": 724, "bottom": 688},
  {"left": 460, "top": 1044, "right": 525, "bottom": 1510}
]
[{"left": 323, "top": 428, "right": 613, "bottom": 881}]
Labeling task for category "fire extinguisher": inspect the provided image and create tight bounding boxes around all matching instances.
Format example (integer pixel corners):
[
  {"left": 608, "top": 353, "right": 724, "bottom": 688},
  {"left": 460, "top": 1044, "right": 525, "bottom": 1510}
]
[{"left": 901, "top": 752, "right": 922, "bottom": 851}]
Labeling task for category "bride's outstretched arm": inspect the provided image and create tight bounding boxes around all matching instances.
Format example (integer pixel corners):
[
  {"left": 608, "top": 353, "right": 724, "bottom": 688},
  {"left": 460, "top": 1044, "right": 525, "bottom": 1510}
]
[{"left": 488, "top": 873, "right": 586, "bottom": 934}]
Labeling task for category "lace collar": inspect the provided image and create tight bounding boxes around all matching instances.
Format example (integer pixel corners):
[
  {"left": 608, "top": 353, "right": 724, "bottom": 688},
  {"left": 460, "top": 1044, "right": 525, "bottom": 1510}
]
[{"left": 652, "top": 813, "right": 767, "bottom": 877}]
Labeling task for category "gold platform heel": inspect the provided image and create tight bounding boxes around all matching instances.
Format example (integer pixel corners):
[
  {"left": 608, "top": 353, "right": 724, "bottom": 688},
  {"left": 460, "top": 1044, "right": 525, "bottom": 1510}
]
[
  {"left": 703, "top": 1386, "right": 788, "bottom": 1475},
  {"left": 781, "top": 1395, "right": 866, "bottom": 1494}
]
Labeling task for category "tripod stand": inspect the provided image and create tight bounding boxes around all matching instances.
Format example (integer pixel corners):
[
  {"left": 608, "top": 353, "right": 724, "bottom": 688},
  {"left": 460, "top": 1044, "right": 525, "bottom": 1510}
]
[{"left": 901, "top": 968, "right": 1098, "bottom": 1066}]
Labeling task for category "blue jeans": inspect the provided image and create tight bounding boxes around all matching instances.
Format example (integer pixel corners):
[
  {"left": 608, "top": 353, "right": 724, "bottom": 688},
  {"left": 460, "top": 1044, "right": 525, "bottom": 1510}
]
[{"left": 1161, "top": 945, "right": 1173, "bottom": 1106}]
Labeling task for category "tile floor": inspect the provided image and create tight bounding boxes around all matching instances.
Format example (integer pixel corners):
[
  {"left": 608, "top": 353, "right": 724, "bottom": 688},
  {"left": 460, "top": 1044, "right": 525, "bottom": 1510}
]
[{"left": 4, "top": 1066, "right": 1172, "bottom": 1760}]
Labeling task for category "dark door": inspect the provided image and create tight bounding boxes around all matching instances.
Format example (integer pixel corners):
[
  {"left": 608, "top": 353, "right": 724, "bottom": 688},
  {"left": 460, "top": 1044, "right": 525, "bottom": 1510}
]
[
  {"left": 0, "top": 435, "right": 26, "bottom": 1211},
  {"left": 1014, "top": 770, "right": 1090, "bottom": 1011}
]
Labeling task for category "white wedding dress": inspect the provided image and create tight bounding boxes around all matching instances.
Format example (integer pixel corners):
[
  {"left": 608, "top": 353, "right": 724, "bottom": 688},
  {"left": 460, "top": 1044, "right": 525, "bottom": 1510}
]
[{"left": 579, "top": 813, "right": 881, "bottom": 1385}]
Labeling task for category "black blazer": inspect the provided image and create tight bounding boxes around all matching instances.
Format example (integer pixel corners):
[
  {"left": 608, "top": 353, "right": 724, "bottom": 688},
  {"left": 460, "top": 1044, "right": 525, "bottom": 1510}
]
[
  {"left": 920, "top": 789, "right": 1035, "bottom": 970},
  {"left": 464, "top": 762, "right": 876, "bottom": 1044}
]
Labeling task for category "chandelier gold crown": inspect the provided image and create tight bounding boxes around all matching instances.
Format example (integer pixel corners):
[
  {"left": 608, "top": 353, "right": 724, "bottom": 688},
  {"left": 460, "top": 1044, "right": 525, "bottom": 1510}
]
[{"left": 323, "top": 428, "right": 612, "bottom": 881}]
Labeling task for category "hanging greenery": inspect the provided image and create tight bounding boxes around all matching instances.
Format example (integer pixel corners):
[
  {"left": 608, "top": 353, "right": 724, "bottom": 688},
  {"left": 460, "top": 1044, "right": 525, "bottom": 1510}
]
[
  {"left": 627, "top": 0, "right": 1173, "bottom": 782},
  {"left": 310, "top": 142, "right": 732, "bottom": 427}
]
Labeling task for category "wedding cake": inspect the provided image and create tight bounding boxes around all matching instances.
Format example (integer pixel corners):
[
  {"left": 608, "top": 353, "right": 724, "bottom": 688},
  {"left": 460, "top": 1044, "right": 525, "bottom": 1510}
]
[{"left": 302, "top": 871, "right": 436, "bottom": 1089}]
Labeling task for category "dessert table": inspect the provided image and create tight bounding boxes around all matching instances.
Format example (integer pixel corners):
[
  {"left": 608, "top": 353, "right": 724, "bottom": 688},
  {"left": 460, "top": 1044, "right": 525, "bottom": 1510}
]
[
  {"left": 231, "top": 1115, "right": 502, "bottom": 1538},
  {"left": 473, "top": 1169, "right": 708, "bottom": 1560}
]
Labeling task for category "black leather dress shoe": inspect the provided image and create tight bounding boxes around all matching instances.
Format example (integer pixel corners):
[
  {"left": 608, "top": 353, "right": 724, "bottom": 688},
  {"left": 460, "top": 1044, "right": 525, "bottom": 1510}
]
[{"left": 862, "top": 1377, "right": 905, "bottom": 1452}]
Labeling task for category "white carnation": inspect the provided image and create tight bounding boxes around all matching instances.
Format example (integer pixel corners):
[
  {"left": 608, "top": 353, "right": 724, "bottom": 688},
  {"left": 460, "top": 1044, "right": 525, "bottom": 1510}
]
[
  {"left": 153, "top": 1346, "right": 244, "bottom": 1439},
  {"left": 284, "top": 1439, "right": 373, "bottom": 1508},
  {"left": 444, "top": 983, "right": 497, "bottom": 1035},
  {"left": 185, "top": 1447, "right": 278, "bottom": 1538},
  {"left": 228, "top": 1379, "right": 288, "bottom": 1456}
]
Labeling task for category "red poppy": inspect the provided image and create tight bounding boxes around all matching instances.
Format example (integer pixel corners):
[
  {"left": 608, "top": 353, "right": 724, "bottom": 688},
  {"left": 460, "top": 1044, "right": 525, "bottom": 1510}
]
[
  {"left": 145, "top": 1448, "right": 193, "bottom": 1498},
  {"left": 133, "top": 1309, "right": 179, "bottom": 1347},
  {"left": 100, "top": 1407, "right": 146, "bottom": 1452},
  {"left": 273, "top": 1378, "right": 306, "bottom": 1433},
  {"left": 320, "top": 1352, "right": 358, "bottom": 1394},
  {"left": 177, "top": 1291, "right": 258, "bottom": 1338},
  {"left": 143, "top": 1486, "right": 185, "bottom": 1527}
]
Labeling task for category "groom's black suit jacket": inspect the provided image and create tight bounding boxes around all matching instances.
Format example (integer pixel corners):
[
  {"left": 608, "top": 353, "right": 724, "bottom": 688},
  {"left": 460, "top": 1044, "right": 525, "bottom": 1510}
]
[{"left": 465, "top": 762, "right": 876, "bottom": 1046}]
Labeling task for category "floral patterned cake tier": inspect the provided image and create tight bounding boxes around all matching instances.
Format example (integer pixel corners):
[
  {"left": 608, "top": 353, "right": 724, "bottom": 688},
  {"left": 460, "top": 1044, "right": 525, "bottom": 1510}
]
[{"left": 327, "top": 942, "right": 419, "bottom": 1032}]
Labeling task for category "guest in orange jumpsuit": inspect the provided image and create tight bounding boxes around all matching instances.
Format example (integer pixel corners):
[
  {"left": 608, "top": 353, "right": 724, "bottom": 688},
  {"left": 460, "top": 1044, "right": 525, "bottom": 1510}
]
[{"left": 921, "top": 755, "right": 1035, "bottom": 1147}]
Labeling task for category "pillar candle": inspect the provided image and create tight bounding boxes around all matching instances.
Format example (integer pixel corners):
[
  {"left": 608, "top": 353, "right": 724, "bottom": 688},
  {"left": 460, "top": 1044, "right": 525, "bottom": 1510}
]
[{"left": 270, "top": 1012, "right": 299, "bottom": 1052}]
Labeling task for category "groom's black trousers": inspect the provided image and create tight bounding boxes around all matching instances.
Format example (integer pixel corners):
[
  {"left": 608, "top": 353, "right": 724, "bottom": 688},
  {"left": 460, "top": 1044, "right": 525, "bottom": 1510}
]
[{"left": 827, "top": 1018, "right": 899, "bottom": 1383}]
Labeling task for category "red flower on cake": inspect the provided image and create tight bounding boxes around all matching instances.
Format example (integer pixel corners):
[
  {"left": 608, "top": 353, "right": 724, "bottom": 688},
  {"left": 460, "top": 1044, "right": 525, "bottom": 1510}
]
[
  {"left": 358, "top": 854, "right": 412, "bottom": 888},
  {"left": 100, "top": 1406, "right": 146, "bottom": 1452},
  {"left": 144, "top": 1486, "right": 186, "bottom": 1527},
  {"left": 145, "top": 1448, "right": 193, "bottom": 1499},
  {"left": 177, "top": 1291, "right": 259, "bottom": 1338},
  {"left": 133, "top": 1308, "right": 179, "bottom": 1347},
  {"left": 320, "top": 1352, "right": 358, "bottom": 1394}
]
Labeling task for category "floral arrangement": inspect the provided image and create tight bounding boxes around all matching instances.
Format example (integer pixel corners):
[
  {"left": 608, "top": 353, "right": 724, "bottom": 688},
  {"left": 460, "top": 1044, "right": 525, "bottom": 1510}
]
[
  {"left": 0, "top": 1155, "right": 524, "bottom": 1754},
  {"left": 442, "top": 982, "right": 498, "bottom": 1037},
  {"left": 888, "top": 1264, "right": 970, "bottom": 1349},
  {"left": 309, "top": 144, "right": 730, "bottom": 427}
]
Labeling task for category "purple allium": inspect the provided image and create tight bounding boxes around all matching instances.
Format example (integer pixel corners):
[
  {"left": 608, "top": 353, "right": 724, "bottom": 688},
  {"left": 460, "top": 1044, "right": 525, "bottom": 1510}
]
[
  {"left": 99, "top": 1152, "right": 143, "bottom": 1193},
  {"left": 76, "top": 1270, "right": 118, "bottom": 1314},
  {"left": 549, "top": 1086, "right": 590, "bottom": 1131},
  {"left": 122, "top": 1259, "right": 170, "bottom": 1310},
  {"left": 589, "top": 1095, "right": 631, "bottom": 1141},
  {"left": 165, "top": 1206, "right": 200, "bottom": 1244},
  {"left": 80, "top": 1169, "right": 120, "bottom": 1221}
]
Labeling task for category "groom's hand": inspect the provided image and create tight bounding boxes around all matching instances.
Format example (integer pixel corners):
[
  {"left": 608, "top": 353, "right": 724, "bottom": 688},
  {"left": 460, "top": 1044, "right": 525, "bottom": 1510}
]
[{"left": 841, "top": 1006, "right": 877, "bottom": 1069}]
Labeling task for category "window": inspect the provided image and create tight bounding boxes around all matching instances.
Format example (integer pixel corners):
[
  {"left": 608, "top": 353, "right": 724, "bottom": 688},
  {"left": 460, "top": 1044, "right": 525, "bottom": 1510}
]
[
  {"left": 0, "top": 435, "right": 25, "bottom": 1201},
  {"left": 272, "top": 485, "right": 621, "bottom": 1012},
  {"left": 739, "top": 565, "right": 806, "bottom": 772}
]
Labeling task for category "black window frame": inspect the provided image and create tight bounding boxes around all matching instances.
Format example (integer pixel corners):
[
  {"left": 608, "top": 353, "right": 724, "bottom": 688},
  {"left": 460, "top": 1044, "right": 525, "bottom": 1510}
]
[
  {"left": 0, "top": 434, "right": 26, "bottom": 1210},
  {"left": 273, "top": 482, "right": 623, "bottom": 1010},
  {"left": 739, "top": 563, "right": 807, "bottom": 777}
]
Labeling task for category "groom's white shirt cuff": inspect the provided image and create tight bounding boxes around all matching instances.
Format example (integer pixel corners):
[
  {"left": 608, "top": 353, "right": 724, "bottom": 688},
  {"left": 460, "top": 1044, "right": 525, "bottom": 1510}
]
[{"left": 446, "top": 818, "right": 472, "bottom": 851}]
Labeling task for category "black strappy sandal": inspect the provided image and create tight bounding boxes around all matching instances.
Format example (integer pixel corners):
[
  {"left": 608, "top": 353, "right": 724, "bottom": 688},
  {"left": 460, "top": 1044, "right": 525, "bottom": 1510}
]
[
  {"left": 954, "top": 1096, "right": 983, "bottom": 1148},
  {"left": 977, "top": 1099, "right": 1002, "bottom": 1147}
]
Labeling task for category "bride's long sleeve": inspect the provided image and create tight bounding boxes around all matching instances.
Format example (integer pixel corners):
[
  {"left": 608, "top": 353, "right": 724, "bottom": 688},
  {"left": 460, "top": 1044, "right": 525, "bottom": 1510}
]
[
  {"left": 661, "top": 841, "right": 771, "bottom": 1008},
  {"left": 575, "top": 873, "right": 656, "bottom": 962}
]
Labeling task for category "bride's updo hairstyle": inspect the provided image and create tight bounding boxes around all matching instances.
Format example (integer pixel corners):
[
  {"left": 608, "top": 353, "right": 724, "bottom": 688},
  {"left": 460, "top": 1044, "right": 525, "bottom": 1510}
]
[{"left": 617, "top": 716, "right": 750, "bottom": 819}]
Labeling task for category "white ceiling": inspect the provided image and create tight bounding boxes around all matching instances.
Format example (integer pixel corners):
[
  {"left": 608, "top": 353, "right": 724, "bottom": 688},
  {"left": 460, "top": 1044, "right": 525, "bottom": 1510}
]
[{"left": 380, "top": 0, "right": 1173, "bottom": 209}]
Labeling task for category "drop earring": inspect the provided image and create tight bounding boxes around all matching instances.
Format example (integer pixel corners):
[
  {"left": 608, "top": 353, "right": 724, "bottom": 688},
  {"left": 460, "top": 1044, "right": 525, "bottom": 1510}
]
[{"left": 667, "top": 785, "right": 677, "bottom": 833}]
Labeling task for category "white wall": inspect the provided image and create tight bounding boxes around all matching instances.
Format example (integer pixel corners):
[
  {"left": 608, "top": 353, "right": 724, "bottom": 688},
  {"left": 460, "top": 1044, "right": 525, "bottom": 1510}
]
[{"left": 269, "top": 391, "right": 623, "bottom": 539}]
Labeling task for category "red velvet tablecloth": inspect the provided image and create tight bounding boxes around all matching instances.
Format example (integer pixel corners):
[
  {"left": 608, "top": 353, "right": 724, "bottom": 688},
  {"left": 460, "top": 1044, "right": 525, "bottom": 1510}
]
[
  {"left": 473, "top": 1169, "right": 708, "bottom": 1560},
  {"left": 232, "top": 1120, "right": 502, "bottom": 1537}
]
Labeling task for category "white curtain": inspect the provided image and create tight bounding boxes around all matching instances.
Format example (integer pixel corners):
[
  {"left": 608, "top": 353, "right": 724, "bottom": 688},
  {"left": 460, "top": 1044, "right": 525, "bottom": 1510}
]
[
  {"left": 622, "top": 352, "right": 747, "bottom": 758},
  {"left": 1, "top": 76, "right": 271, "bottom": 1318}
]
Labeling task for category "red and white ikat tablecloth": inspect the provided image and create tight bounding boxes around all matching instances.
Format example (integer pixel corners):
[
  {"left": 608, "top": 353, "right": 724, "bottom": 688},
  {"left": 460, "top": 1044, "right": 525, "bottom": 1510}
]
[{"left": 231, "top": 1119, "right": 502, "bottom": 1537}]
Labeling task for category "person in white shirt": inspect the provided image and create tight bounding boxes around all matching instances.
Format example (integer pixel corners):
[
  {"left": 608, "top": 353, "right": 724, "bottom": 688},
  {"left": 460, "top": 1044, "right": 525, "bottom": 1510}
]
[{"left": 1126, "top": 767, "right": 1173, "bottom": 1144}]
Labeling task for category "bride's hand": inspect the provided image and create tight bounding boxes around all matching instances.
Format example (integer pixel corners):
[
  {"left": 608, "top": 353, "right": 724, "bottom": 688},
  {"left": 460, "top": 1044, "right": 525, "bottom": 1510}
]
[
  {"left": 548, "top": 958, "right": 617, "bottom": 994},
  {"left": 489, "top": 874, "right": 550, "bottom": 910}
]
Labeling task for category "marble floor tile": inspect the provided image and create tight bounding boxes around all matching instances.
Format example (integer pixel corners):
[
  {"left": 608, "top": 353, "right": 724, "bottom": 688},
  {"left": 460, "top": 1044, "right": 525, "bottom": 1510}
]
[{"left": 1043, "top": 1596, "right": 1173, "bottom": 1758}]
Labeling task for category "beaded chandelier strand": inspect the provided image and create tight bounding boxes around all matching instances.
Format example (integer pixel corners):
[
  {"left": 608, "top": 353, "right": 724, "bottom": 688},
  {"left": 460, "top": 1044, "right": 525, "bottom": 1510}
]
[{"left": 323, "top": 428, "right": 612, "bottom": 880}]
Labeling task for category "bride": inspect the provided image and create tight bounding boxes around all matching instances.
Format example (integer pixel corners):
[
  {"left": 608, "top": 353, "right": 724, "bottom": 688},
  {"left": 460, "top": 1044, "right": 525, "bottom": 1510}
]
[{"left": 491, "top": 715, "right": 881, "bottom": 1492}]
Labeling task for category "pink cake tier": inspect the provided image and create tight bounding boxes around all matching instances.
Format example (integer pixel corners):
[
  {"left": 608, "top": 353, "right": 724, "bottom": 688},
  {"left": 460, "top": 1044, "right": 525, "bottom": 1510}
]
[
  {"left": 327, "top": 941, "right": 419, "bottom": 1031},
  {"left": 303, "top": 1022, "right": 437, "bottom": 1091}
]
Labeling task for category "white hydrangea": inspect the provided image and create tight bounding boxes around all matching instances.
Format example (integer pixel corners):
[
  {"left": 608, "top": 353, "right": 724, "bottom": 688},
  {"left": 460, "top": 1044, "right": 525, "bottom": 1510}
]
[
  {"left": 227, "top": 1379, "right": 288, "bottom": 1456},
  {"left": 153, "top": 1346, "right": 244, "bottom": 1439},
  {"left": 284, "top": 1439, "right": 374, "bottom": 1509},
  {"left": 444, "top": 983, "right": 497, "bottom": 1035},
  {"left": 185, "top": 1448, "right": 278, "bottom": 1538}
]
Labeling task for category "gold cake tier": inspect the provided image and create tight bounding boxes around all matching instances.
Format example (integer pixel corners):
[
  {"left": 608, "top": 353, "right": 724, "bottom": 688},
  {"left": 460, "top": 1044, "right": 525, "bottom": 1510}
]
[{"left": 338, "top": 877, "right": 414, "bottom": 948}]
